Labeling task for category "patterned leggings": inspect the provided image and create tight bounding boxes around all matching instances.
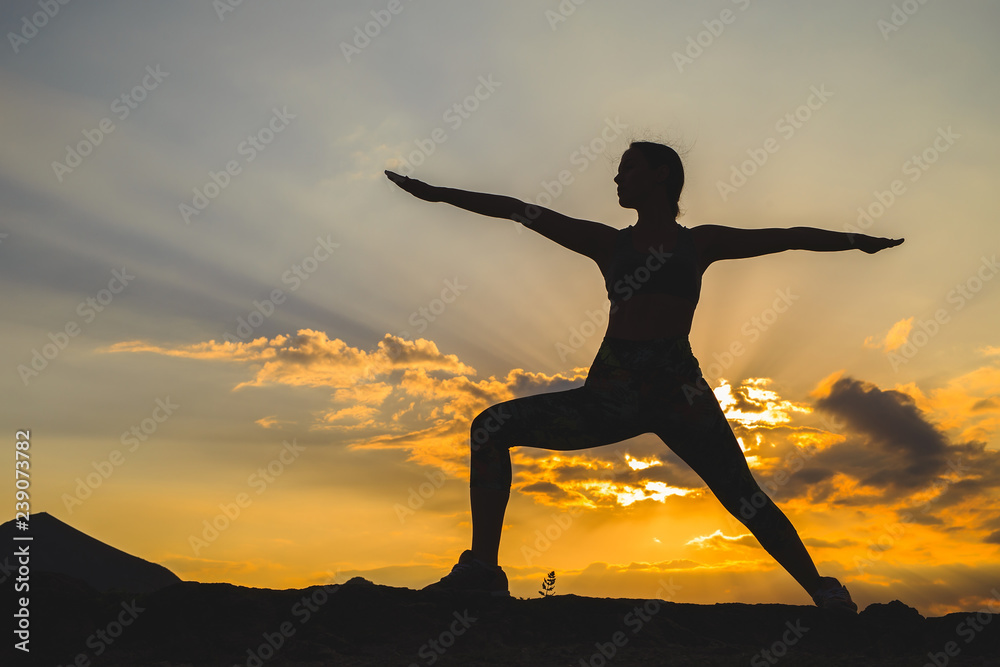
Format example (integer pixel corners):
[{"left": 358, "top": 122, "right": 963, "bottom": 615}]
[{"left": 470, "top": 336, "right": 802, "bottom": 555}]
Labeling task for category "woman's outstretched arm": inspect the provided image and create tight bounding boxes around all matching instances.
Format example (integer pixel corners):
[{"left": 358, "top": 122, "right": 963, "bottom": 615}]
[
  {"left": 385, "top": 170, "right": 616, "bottom": 263},
  {"left": 695, "top": 224, "right": 904, "bottom": 267},
  {"left": 386, "top": 170, "right": 528, "bottom": 218}
]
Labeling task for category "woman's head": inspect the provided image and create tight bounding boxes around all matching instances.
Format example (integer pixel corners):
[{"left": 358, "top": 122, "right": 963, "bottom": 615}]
[{"left": 615, "top": 141, "right": 685, "bottom": 218}]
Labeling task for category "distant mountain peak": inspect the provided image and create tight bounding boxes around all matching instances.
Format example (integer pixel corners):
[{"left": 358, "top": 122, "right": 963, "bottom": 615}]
[{"left": 1, "top": 511, "right": 182, "bottom": 594}]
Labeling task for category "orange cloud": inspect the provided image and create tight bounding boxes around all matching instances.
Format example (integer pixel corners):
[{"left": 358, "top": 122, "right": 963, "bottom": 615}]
[
  {"left": 105, "top": 331, "right": 476, "bottom": 389},
  {"left": 160, "top": 554, "right": 287, "bottom": 584},
  {"left": 714, "top": 378, "right": 811, "bottom": 427},
  {"left": 809, "top": 370, "right": 845, "bottom": 400},
  {"left": 255, "top": 415, "right": 293, "bottom": 429},
  {"left": 106, "top": 330, "right": 595, "bottom": 478},
  {"left": 685, "top": 530, "right": 760, "bottom": 551},
  {"left": 864, "top": 317, "right": 915, "bottom": 352},
  {"left": 236, "top": 332, "right": 476, "bottom": 389},
  {"left": 108, "top": 330, "right": 1000, "bottom": 540},
  {"left": 895, "top": 362, "right": 1000, "bottom": 449},
  {"left": 320, "top": 404, "right": 379, "bottom": 425},
  {"left": 332, "top": 383, "right": 394, "bottom": 405},
  {"left": 105, "top": 336, "right": 286, "bottom": 361}
]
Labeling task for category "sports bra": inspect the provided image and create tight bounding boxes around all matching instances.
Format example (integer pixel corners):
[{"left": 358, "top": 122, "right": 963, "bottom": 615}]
[{"left": 603, "top": 224, "right": 702, "bottom": 306}]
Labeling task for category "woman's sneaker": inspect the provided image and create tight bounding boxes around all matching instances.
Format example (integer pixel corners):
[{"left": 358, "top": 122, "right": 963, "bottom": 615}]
[
  {"left": 811, "top": 576, "right": 858, "bottom": 614},
  {"left": 422, "top": 550, "right": 510, "bottom": 596}
]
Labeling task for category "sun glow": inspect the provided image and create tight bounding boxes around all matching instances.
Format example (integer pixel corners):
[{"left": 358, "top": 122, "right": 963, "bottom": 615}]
[
  {"left": 609, "top": 481, "right": 691, "bottom": 507},
  {"left": 625, "top": 454, "right": 663, "bottom": 471},
  {"left": 715, "top": 378, "right": 811, "bottom": 427}
]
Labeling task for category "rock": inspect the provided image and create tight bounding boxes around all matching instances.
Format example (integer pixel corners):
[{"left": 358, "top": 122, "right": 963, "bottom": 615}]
[{"left": 860, "top": 599, "right": 926, "bottom": 628}]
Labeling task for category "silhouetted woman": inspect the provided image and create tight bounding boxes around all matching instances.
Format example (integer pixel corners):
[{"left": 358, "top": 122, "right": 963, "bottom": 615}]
[{"left": 385, "top": 141, "right": 902, "bottom": 613}]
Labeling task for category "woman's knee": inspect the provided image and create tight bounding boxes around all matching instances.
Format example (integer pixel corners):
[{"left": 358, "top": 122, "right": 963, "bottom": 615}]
[
  {"left": 469, "top": 407, "right": 513, "bottom": 491},
  {"left": 470, "top": 403, "right": 513, "bottom": 450}
]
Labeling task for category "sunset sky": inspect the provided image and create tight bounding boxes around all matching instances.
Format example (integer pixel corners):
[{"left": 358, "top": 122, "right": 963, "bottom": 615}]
[{"left": 3, "top": 1, "right": 999, "bottom": 617}]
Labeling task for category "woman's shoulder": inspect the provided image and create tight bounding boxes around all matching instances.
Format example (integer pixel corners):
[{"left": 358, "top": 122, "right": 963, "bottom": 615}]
[{"left": 685, "top": 223, "right": 728, "bottom": 246}]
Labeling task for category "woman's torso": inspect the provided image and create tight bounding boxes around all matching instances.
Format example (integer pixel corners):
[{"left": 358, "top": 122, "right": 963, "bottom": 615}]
[{"left": 598, "top": 223, "right": 704, "bottom": 340}]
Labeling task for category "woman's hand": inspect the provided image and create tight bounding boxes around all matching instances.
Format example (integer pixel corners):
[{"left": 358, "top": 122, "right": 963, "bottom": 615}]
[
  {"left": 853, "top": 234, "right": 905, "bottom": 254},
  {"left": 385, "top": 170, "right": 441, "bottom": 202}
]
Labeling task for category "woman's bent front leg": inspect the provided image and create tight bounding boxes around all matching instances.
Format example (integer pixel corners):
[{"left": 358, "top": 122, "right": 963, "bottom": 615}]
[{"left": 468, "top": 386, "right": 641, "bottom": 565}]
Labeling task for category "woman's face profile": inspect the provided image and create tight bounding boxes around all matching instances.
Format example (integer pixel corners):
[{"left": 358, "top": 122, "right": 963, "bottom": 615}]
[{"left": 614, "top": 148, "right": 658, "bottom": 209}]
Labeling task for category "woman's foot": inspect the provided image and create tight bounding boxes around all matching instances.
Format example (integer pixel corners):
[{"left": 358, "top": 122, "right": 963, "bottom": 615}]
[
  {"left": 810, "top": 576, "right": 858, "bottom": 614},
  {"left": 422, "top": 550, "right": 510, "bottom": 596}
]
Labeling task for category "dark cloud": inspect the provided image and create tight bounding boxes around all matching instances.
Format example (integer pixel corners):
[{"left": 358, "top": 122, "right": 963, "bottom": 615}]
[
  {"left": 649, "top": 559, "right": 703, "bottom": 570},
  {"left": 930, "top": 441, "right": 1000, "bottom": 508},
  {"left": 976, "top": 512, "right": 1000, "bottom": 533},
  {"left": 760, "top": 465, "right": 835, "bottom": 504},
  {"left": 506, "top": 369, "right": 587, "bottom": 397},
  {"left": 802, "top": 537, "right": 859, "bottom": 549},
  {"left": 896, "top": 511, "right": 945, "bottom": 526},
  {"left": 971, "top": 397, "right": 999, "bottom": 412},
  {"left": 929, "top": 478, "right": 988, "bottom": 510},
  {"left": 728, "top": 384, "right": 771, "bottom": 414},
  {"left": 518, "top": 481, "right": 567, "bottom": 498},
  {"left": 813, "top": 376, "right": 950, "bottom": 493},
  {"left": 506, "top": 375, "right": 1000, "bottom": 519}
]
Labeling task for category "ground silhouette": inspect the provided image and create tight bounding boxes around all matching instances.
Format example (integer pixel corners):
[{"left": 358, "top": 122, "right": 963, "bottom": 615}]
[
  {"left": 7, "top": 514, "right": 999, "bottom": 666},
  {"left": 19, "top": 573, "right": 1000, "bottom": 666}
]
